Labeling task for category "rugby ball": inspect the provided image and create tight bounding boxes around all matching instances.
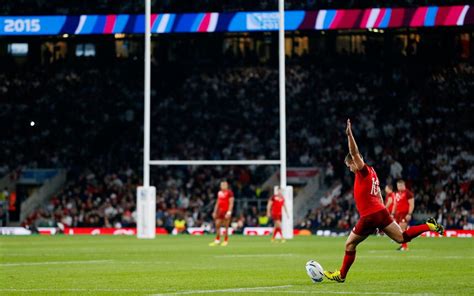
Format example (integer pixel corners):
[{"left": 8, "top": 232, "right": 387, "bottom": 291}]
[{"left": 305, "top": 260, "right": 324, "bottom": 283}]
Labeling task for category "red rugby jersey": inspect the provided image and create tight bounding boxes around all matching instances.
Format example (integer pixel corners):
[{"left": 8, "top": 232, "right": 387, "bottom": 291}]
[
  {"left": 270, "top": 194, "right": 285, "bottom": 216},
  {"left": 353, "top": 165, "right": 385, "bottom": 217},
  {"left": 395, "top": 189, "right": 414, "bottom": 214},
  {"left": 217, "top": 189, "right": 234, "bottom": 211}
]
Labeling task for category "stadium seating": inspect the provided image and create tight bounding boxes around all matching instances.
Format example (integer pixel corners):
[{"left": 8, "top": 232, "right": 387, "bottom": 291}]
[{"left": 4, "top": 50, "right": 470, "bottom": 232}]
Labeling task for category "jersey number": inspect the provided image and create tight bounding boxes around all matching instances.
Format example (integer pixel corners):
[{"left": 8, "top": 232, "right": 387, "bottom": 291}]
[{"left": 370, "top": 177, "right": 380, "bottom": 196}]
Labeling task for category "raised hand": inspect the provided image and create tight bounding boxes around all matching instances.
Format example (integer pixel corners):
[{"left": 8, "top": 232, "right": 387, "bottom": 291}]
[{"left": 346, "top": 119, "right": 352, "bottom": 136}]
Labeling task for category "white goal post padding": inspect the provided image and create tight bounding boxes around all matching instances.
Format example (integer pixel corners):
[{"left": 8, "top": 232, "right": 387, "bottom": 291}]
[
  {"left": 137, "top": 186, "right": 156, "bottom": 239},
  {"left": 279, "top": 186, "right": 294, "bottom": 239}
]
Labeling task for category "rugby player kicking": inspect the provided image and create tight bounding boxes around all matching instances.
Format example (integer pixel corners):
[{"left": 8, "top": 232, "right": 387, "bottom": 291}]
[{"left": 324, "top": 119, "right": 444, "bottom": 282}]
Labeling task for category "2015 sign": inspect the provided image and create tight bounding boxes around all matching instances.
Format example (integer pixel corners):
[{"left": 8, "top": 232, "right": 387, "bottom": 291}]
[{"left": 4, "top": 19, "right": 41, "bottom": 33}]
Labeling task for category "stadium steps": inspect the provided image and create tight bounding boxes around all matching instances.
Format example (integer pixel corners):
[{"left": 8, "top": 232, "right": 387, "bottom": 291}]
[
  {"left": 293, "top": 172, "right": 324, "bottom": 222},
  {"left": 0, "top": 171, "right": 16, "bottom": 194},
  {"left": 19, "top": 170, "right": 67, "bottom": 222}
]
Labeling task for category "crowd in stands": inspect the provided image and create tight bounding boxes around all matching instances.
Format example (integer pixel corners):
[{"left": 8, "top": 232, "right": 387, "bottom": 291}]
[
  {"left": 1, "top": 57, "right": 276, "bottom": 232},
  {"left": 0, "top": 59, "right": 143, "bottom": 172},
  {"left": 23, "top": 163, "right": 273, "bottom": 233},
  {"left": 2, "top": 40, "right": 472, "bottom": 233},
  {"left": 296, "top": 61, "right": 473, "bottom": 232},
  {"left": 1, "top": 0, "right": 469, "bottom": 15}
]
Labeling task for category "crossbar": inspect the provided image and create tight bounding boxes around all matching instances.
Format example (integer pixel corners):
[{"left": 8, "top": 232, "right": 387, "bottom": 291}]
[{"left": 148, "top": 160, "right": 281, "bottom": 166}]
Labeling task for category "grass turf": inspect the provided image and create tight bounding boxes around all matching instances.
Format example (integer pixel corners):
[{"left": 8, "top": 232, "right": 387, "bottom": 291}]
[{"left": 0, "top": 235, "right": 473, "bottom": 295}]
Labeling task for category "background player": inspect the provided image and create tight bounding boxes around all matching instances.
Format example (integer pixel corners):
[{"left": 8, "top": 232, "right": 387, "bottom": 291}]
[
  {"left": 384, "top": 185, "right": 396, "bottom": 215},
  {"left": 266, "top": 187, "right": 289, "bottom": 242},
  {"left": 209, "top": 181, "right": 234, "bottom": 247},
  {"left": 324, "top": 119, "right": 444, "bottom": 283},
  {"left": 392, "top": 180, "right": 415, "bottom": 251}
]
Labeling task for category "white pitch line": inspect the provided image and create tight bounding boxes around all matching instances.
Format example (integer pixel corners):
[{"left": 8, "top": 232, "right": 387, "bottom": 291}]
[
  {"left": 214, "top": 254, "right": 295, "bottom": 258},
  {"left": 0, "top": 259, "right": 112, "bottom": 267},
  {"left": 0, "top": 288, "right": 159, "bottom": 292},
  {"left": 124, "top": 261, "right": 175, "bottom": 265},
  {"left": 359, "top": 255, "right": 474, "bottom": 259},
  {"left": 245, "top": 290, "right": 433, "bottom": 296},
  {"left": 0, "top": 288, "right": 434, "bottom": 296},
  {"left": 434, "top": 256, "right": 474, "bottom": 260},
  {"left": 152, "top": 285, "right": 294, "bottom": 295}
]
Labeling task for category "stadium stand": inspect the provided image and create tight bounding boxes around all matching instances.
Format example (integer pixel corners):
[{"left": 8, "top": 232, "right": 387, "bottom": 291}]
[{"left": 4, "top": 48, "right": 471, "bottom": 232}]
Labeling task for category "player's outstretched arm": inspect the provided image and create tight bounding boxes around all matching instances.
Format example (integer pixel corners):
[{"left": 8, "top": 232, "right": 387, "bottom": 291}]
[{"left": 346, "top": 119, "right": 365, "bottom": 170}]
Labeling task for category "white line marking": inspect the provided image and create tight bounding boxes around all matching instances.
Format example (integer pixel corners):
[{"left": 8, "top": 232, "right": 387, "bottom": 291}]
[
  {"left": 443, "top": 255, "right": 474, "bottom": 259},
  {"left": 359, "top": 255, "right": 474, "bottom": 259},
  {"left": 246, "top": 291, "right": 431, "bottom": 296},
  {"left": 214, "top": 254, "right": 295, "bottom": 258},
  {"left": 0, "top": 288, "right": 434, "bottom": 296},
  {"left": 0, "top": 288, "right": 158, "bottom": 292},
  {"left": 0, "top": 260, "right": 112, "bottom": 267},
  {"left": 124, "top": 261, "right": 175, "bottom": 265},
  {"left": 152, "top": 285, "right": 293, "bottom": 295}
]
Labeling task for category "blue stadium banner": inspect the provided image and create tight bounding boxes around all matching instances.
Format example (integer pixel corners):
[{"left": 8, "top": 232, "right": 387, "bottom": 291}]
[
  {"left": 0, "top": 16, "right": 66, "bottom": 35},
  {"left": 0, "top": 6, "right": 472, "bottom": 36}
]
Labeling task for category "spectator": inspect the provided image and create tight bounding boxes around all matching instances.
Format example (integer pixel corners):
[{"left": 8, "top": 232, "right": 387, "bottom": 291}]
[
  {"left": 390, "top": 159, "right": 403, "bottom": 180},
  {"left": 173, "top": 214, "right": 186, "bottom": 234}
]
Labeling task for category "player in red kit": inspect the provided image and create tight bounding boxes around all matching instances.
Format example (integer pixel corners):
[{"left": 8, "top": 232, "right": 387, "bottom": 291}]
[
  {"left": 392, "top": 180, "right": 415, "bottom": 251},
  {"left": 267, "top": 188, "right": 288, "bottom": 243},
  {"left": 384, "top": 184, "right": 396, "bottom": 214},
  {"left": 324, "top": 119, "right": 444, "bottom": 283},
  {"left": 209, "top": 181, "right": 234, "bottom": 247}
]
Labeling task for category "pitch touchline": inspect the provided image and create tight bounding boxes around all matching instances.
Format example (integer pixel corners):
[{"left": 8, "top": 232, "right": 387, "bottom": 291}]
[
  {"left": 152, "top": 285, "right": 294, "bottom": 295},
  {"left": 0, "top": 260, "right": 113, "bottom": 267}
]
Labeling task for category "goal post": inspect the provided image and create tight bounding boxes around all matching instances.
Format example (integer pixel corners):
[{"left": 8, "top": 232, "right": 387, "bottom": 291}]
[
  {"left": 138, "top": 0, "right": 290, "bottom": 239},
  {"left": 137, "top": 0, "right": 155, "bottom": 239}
]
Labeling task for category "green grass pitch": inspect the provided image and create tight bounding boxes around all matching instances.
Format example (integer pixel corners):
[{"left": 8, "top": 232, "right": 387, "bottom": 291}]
[{"left": 1, "top": 235, "right": 473, "bottom": 295}]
